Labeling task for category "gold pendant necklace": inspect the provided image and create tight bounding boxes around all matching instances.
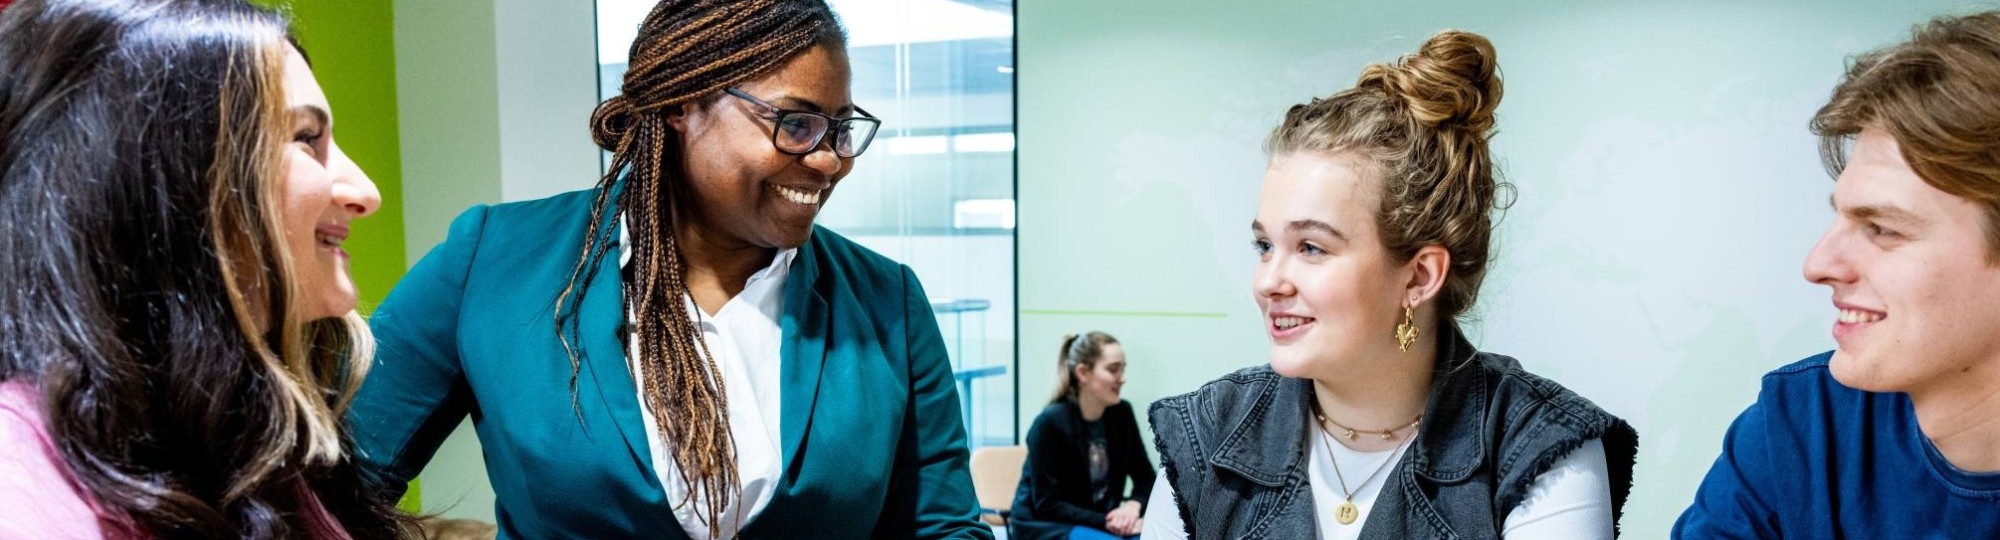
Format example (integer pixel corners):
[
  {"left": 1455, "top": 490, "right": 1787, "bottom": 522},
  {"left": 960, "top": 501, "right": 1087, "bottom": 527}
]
[
  {"left": 1315, "top": 414, "right": 1418, "bottom": 525},
  {"left": 1335, "top": 500, "right": 1361, "bottom": 526}
]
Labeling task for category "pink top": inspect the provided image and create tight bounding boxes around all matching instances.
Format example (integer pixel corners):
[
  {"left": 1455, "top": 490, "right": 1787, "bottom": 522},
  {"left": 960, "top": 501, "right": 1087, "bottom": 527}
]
[
  {"left": 0, "top": 381, "right": 354, "bottom": 540},
  {"left": 0, "top": 380, "right": 135, "bottom": 539}
]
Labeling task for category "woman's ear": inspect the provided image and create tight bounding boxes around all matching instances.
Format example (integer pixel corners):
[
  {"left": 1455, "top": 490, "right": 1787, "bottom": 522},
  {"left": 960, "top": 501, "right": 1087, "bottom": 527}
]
[
  {"left": 1404, "top": 245, "right": 1450, "bottom": 307},
  {"left": 663, "top": 103, "right": 691, "bottom": 135}
]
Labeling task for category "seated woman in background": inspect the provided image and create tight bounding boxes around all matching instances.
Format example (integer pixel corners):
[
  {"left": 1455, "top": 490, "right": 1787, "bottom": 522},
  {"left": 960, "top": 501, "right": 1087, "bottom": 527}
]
[
  {"left": 1143, "top": 29, "right": 1638, "bottom": 539},
  {"left": 0, "top": 0, "right": 402, "bottom": 538},
  {"left": 1011, "top": 332, "right": 1155, "bottom": 540}
]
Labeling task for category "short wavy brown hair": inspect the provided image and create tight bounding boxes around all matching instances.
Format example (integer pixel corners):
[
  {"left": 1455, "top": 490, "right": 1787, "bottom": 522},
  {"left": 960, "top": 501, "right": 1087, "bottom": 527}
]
[{"left": 1814, "top": 11, "right": 2000, "bottom": 262}]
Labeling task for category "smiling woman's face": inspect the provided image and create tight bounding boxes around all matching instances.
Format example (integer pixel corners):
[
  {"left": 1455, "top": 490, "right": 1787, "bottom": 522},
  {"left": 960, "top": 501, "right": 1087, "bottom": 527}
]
[
  {"left": 278, "top": 44, "right": 380, "bottom": 320},
  {"left": 670, "top": 44, "right": 856, "bottom": 250},
  {"left": 1252, "top": 153, "right": 1413, "bottom": 380}
]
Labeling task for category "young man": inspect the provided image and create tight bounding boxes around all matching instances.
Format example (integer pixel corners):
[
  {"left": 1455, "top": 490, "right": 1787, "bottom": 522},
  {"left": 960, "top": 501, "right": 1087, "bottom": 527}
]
[{"left": 1675, "top": 11, "right": 2000, "bottom": 539}]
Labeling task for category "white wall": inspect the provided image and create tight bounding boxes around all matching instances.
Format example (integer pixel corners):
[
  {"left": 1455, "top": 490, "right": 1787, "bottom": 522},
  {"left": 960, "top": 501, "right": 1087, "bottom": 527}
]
[
  {"left": 493, "top": 0, "right": 604, "bottom": 202},
  {"left": 394, "top": 0, "right": 499, "bottom": 264}
]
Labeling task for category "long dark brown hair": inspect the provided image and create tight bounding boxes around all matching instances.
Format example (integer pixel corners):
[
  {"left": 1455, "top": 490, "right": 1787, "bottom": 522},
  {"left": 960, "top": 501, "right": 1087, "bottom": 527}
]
[
  {"left": 552, "top": 0, "right": 845, "bottom": 534},
  {"left": 0, "top": 0, "right": 403, "bottom": 537}
]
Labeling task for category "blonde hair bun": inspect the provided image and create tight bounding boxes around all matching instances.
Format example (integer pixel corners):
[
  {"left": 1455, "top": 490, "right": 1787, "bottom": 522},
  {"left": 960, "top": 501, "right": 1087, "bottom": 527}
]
[{"left": 1358, "top": 30, "right": 1502, "bottom": 133}]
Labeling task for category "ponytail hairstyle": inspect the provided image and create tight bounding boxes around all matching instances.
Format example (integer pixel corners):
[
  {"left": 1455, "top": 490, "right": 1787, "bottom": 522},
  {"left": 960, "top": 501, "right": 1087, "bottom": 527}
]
[
  {"left": 0, "top": 0, "right": 402, "bottom": 536},
  {"left": 1051, "top": 332, "right": 1120, "bottom": 404},
  {"left": 1265, "top": 29, "right": 1514, "bottom": 324},
  {"left": 551, "top": 1, "right": 844, "bottom": 534}
]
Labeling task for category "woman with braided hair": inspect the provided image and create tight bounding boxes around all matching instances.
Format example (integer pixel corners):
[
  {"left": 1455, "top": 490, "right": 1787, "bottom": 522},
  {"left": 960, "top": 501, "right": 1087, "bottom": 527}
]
[
  {"left": 1141, "top": 30, "right": 1638, "bottom": 539},
  {"left": 348, "top": 1, "right": 990, "bottom": 538}
]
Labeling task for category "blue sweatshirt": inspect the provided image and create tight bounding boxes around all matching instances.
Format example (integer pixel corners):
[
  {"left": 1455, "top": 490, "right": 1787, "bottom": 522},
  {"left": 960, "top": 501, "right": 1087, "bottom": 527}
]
[{"left": 1675, "top": 352, "right": 2000, "bottom": 539}]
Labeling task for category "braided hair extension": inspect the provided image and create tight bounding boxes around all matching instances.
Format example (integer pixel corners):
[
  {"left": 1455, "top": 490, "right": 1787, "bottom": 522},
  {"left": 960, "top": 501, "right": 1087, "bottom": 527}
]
[{"left": 552, "top": 0, "right": 843, "bottom": 535}]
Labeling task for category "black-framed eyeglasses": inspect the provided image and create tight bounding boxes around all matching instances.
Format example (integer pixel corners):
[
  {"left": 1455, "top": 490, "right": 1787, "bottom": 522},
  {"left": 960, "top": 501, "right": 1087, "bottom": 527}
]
[{"left": 724, "top": 87, "right": 881, "bottom": 158}]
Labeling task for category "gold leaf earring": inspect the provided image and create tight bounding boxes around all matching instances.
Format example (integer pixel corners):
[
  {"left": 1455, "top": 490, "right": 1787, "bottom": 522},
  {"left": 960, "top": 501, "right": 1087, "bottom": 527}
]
[{"left": 1395, "top": 305, "right": 1420, "bottom": 352}]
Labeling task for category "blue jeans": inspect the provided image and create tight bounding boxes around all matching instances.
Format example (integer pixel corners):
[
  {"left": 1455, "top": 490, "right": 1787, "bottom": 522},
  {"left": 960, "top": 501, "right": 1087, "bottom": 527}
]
[{"left": 1068, "top": 526, "right": 1139, "bottom": 540}]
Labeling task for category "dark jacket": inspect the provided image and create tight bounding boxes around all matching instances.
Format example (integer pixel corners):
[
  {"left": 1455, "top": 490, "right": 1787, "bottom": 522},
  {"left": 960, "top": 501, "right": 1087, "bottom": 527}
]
[
  {"left": 1149, "top": 326, "right": 1638, "bottom": 539},
  {"left": 1010, "top": 399, "right": 1156, "bottom": 540}
]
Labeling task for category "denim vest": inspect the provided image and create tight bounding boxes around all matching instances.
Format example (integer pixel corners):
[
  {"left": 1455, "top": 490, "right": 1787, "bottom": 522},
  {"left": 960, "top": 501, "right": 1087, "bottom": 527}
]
[{"left": 1148, "top": 327, "right": 1638, "bottom": 540}]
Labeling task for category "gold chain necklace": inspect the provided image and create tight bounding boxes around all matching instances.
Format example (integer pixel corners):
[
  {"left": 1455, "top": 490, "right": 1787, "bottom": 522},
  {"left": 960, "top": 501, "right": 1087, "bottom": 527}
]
[
  {"left": 1318, "top": 411, "right": 1423, "bottom": 441},
  {"left": 1320, "top": 420, "right": 1416, "bottom": 524}
]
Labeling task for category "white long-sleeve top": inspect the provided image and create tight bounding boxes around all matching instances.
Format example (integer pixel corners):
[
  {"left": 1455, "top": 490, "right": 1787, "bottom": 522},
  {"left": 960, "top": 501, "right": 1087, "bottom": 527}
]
[{"left": 1141, "top": 434, "right": 1612, "bottom": 540}]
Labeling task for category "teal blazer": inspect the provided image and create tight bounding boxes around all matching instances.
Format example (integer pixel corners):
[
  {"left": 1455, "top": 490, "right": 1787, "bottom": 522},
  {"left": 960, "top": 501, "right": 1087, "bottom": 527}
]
[{"left": 350, "top": 188, "right": 991, "bottom": 539}]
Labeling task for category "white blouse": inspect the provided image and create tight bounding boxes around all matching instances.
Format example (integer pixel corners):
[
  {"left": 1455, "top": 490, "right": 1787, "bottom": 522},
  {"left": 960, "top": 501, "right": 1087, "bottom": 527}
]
[
  {"left": 1141, "top": 434, "right": 1612, "bottom": 540},
  {"left": 618, "top": 217, "right": 794, "bottom": 540}
]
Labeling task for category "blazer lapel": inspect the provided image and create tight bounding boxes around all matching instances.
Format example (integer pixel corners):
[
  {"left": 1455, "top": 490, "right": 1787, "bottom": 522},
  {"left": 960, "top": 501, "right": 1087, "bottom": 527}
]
[
  {"left": 578, "top": 211, "right": 659, "bottom": 479},
  {"left": 777, "top": 231, "right": 830, "bottom": 483}
]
